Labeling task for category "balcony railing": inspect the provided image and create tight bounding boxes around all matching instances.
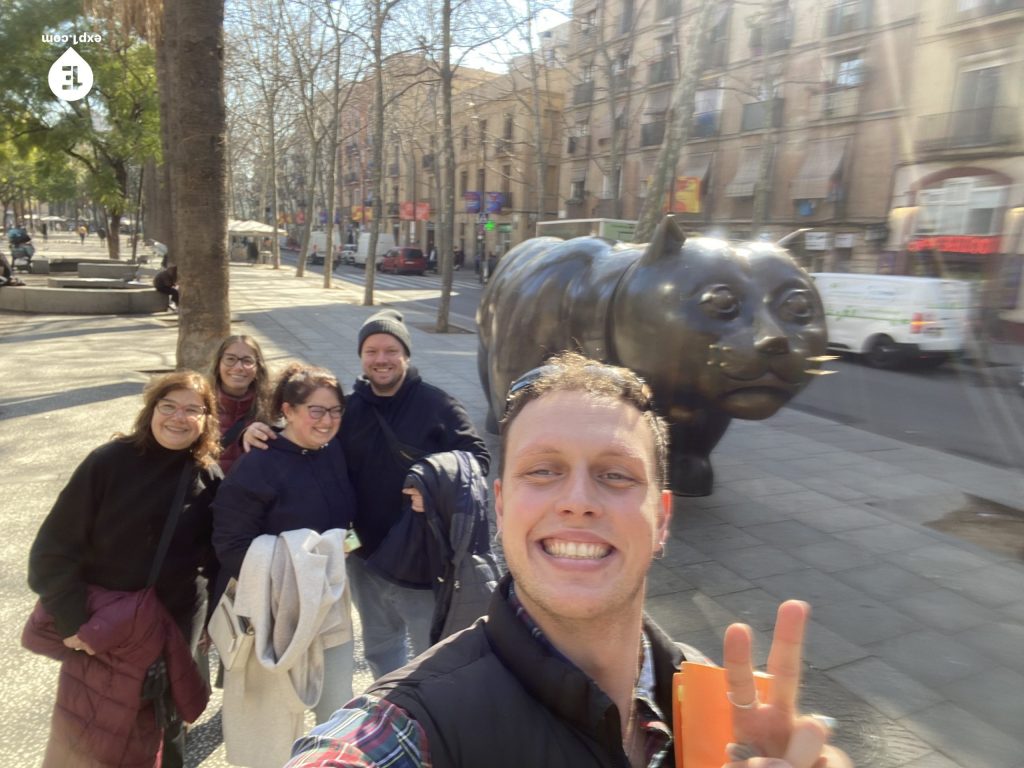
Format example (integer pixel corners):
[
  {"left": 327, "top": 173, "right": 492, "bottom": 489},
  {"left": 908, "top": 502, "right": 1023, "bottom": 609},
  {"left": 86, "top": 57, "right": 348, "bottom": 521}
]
[
  {"left": 692, "top": 110, "right": 721, "bottom": 138},
  {"left": 494, "top": 138, "right": 513, "bottom": 156},
  {"left": 648, "top": 58, "right": 675, "bottom": 85},
  {"left": 574, "top": 81, "right": 595, "bottom": 105},
  {"left": 740, "top": 98, "right": 784, "bottom": 131},
  {"left": 946, "top": 0, "right": 1022, "bottom": 24},
  {"left": 915, "top": 106, "right": 1018, "bottom": 153},
  {"left": 641, "top": 121, "right": 666, "bottom": 147},
  {"left": 826, "top": 1, "right": 872, "bottom": 36},
  {"left": 811, "top": 87, "right": 862, "bottom": 119}
]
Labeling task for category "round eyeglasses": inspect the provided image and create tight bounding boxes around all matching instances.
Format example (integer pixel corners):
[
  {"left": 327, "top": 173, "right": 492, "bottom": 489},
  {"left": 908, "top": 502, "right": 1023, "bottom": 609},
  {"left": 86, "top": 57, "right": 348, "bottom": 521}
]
[
  {"left": 303, "top": 404, "right": 343, "bottom": 420},
  {"left": 222, "top": 354, "right": 257, "bottom": 370},
  {"left": 156, "top": 400, "right": 207, "bottom": 420}
]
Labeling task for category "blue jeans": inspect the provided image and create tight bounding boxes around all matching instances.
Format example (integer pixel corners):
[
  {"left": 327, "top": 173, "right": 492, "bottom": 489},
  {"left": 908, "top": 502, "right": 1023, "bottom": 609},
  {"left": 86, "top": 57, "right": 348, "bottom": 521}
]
[{"left": 347, "top": 555, "right": 434, "bottom": 679}]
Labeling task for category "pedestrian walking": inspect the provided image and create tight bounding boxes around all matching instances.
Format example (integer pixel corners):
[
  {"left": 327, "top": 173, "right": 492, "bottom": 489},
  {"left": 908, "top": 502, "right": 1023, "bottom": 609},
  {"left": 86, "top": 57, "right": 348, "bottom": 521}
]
[
  {"left": 25, "top": 371, "right": 222, "bottom": 768},
  {"left": 244, "top": 309, "right": 490, "bottom": 679},
  {"left": 212, "top": 363, "right": 357, "bottom": 768},
  {"left": 77, "top": 224, "right": 87, "bottom": 244},
  {"left": 286, "top": 352, "right": 852, "bottom": 768},
  {"left": 40, "top": 221, "right": 48, "bottom": 241}
]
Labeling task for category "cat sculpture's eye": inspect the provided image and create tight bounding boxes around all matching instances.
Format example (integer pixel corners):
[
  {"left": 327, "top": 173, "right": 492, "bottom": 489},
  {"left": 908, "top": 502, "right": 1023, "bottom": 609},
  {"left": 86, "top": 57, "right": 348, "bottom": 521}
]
[
  {"left": 777, "top": 289, "right": 815, "bottom": 324},
  {"left": 700, "top": 285, "right": 739, "bottom": 318}
]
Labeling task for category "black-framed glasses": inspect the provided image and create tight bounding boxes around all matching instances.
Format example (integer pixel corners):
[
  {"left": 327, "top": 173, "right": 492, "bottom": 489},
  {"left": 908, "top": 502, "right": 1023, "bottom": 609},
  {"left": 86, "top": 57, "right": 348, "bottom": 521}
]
[
  {"left": 156, "top": 400, "right": 207, "bottom": 420},
  {"left": 303, "top": 404, "right": 343, "bottom": 420},
  {"left": 222, "top": 354, "right": 257, "bottom": 370}
]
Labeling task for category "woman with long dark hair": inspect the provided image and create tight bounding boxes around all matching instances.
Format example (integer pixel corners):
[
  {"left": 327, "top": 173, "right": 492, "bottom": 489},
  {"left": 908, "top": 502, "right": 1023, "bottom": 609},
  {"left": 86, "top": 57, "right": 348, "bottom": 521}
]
[
  {"left": 208, "top": 334, "right": 271, "bottom": 473},
  {"left": 27, "top": 370, "right": 222, "bottom": 767}
]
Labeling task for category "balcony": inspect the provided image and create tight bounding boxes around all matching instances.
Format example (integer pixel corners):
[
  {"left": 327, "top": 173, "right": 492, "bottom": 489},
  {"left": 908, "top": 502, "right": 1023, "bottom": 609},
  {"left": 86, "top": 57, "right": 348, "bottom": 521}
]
[
  {"left": 825, "top": 1, "right": 872, "bottom": 36},
  {"left": 915, "top": 106, "right": 1019, "bottom": 154},
  {"left": 567, "top": 135, "right": 591, "bottom": 155},
  {"left": 648, "top": 57, "right": 675, "bottom": 86},
  {"left": 386, "top": 202, "right": 400, "bottom": 217},
  {"left": 641, "top": 121, "right": 666, "bottom": 147},
  {"left": 692, "top": 110, "right": 721, "bottom": 138},
  {"left": 740, "top": 97, "right": 784, "bottom": 131},
  {"left": 494, "top": 138, "right": 513, "bottom": 156},
  {"left": 574, "top": 80, "right": 595, "bottom": 105},
  {"left": 818, "top": 87, "right": 861, "bottom": 119},
  {"left": 945, "top": 0, "right": 1022, "bottom": 24},
  {"left": 387, "top": 163, "right": 399, "bottom": 177},
  {"left": 500, "top": 192, "right": 513, "bottom": 210}
]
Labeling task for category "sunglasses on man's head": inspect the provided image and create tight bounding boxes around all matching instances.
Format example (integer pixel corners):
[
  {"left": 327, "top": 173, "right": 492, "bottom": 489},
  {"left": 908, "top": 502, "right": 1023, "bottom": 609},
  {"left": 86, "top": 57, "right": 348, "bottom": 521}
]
[{"left": 504, "top": 363, "right": 653, "bottom": 416}]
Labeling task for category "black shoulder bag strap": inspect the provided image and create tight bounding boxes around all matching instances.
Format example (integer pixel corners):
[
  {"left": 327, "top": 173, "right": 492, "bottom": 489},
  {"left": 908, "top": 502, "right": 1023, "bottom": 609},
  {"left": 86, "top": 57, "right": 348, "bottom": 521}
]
[
  {"left": 371, "top": 407, "right": 429, "bottom": 467},
  {"left": 146, "top": 461, "right": 194, "bottom": 588},
  {"left": 220, "top": 418, "right": 248, "bottom": 449}
]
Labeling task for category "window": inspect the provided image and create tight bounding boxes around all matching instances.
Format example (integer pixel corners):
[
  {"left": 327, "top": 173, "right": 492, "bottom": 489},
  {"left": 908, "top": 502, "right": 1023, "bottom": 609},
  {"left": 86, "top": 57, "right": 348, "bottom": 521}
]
[
  {"left": 917, "top": 177, "right": 1008, "bottom": 235},
  {"left": 658, "top": 34, "right": 674, "bottom": 58},
  {"left": 461, "top": 125, "right": 469, "bottom": 150},
  {"left": 582, "top": 64, "right": 595, "bottom": 82},
  {"left": 639, "top": 175, "right": 649, "bottom": 197},
  {"left": 601, "top": 170, "right": 620, "bottom": 198},
  {"left": 459, "top": 170, "right": 468, "bottom": 196},
  {"left": 582, "top": 9, "right": 597, "bottom": 35},
  {"left": 826, "top": 0, "right": 871, "bottom": 36},
  {"left": 479, "top": 119, "right": 488, "bottom": 147},
  {"left": 477, "top": 168, "right": 485, "bottom": 195},
  {"left": 570, "top": 180, "right": 585, "bottom": 200},
  {"left": 502, "top": 164, "right": 512, "bottom": 198},
  {"left": 503, "top": 114, "right": 514, "bottom": 140},
  {"left": 833, "top": 53, "right": 865, "bottom": 88}
]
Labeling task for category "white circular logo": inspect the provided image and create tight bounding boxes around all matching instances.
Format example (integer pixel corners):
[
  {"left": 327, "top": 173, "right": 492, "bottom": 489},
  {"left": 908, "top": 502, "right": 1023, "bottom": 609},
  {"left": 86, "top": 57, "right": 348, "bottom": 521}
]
[{"left": 48, "top": 47, "right": 94, "bottom": 102}]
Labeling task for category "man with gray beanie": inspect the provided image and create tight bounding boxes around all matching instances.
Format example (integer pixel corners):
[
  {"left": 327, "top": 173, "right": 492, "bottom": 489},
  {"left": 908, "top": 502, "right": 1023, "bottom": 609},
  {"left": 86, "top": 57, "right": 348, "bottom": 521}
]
[{"left": 245, "top": 308, "right": 489, "bottom": 678}]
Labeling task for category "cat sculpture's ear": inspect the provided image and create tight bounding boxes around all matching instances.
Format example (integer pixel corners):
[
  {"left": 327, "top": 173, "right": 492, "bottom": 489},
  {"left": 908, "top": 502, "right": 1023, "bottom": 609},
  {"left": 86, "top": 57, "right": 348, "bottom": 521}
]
[{"left": 638, "top": 215, "right": 686, "bottom": 267}]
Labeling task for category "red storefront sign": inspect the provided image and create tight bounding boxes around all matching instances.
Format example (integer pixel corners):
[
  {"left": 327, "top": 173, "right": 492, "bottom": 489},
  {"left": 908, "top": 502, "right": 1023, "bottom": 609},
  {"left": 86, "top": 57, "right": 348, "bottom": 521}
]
[
  {"left": 907, "top": 235, "right": 1001, "bottom": 255},
  {"left": 400, "top": 202, "right": 431, "bottom": 221}
]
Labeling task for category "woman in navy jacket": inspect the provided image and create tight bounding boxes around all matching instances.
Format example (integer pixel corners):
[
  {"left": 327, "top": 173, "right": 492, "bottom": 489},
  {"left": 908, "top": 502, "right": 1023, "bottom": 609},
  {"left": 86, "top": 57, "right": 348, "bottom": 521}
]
[{"left": 212, "top": 362, "right": 357, "bottom": 723}]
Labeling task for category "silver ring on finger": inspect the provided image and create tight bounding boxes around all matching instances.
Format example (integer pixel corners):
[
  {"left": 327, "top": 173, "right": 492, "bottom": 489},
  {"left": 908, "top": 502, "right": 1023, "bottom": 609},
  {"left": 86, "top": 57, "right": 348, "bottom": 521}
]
[{"left": 726, "top": 690, "right": 759, "bottom": 709}]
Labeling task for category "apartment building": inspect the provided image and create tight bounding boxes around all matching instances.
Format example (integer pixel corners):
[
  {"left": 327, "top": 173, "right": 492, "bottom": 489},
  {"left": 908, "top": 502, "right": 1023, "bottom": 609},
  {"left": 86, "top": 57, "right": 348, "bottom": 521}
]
[
  {"left": 886, "top": 0, "right": 1024, "bottom": 336},
  {"left": 562, "top": 0, "right": 923, "bottom": 272}
]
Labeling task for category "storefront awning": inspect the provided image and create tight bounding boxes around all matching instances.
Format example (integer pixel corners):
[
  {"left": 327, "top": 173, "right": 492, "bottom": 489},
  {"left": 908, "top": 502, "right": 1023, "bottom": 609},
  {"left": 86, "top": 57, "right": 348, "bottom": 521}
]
[
  {"left": 679, "top": 153, "right": 713, "bottom": 181},
  {"left": 725, "top": 146, "right": 770, "bottom": 198},
  {"left": 790, "top": 137, "right": 847, "bottom": 199}
]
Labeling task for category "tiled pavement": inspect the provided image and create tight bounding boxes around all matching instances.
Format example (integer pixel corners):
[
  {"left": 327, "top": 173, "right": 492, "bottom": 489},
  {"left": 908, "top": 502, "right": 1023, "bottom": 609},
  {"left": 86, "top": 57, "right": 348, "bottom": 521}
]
[{"left": 2, "top": 243, "right": 1022, "bottom": 767}]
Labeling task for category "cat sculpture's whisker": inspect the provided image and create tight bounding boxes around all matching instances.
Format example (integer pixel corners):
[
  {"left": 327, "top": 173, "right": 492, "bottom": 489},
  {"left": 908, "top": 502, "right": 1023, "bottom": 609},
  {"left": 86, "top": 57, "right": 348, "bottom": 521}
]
[
  {"left": 805, "top": 355, "right": 840, "bottom": 363},
  {"left": 804, "top": 369, "right": 837, "bottom": 376}
]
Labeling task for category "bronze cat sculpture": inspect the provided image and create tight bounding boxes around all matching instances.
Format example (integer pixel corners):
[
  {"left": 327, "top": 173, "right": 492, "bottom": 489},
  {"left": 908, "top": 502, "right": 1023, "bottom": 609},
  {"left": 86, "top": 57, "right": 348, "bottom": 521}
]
[{"left": 476, "top": 216, "right": 829, "bottom": 496}]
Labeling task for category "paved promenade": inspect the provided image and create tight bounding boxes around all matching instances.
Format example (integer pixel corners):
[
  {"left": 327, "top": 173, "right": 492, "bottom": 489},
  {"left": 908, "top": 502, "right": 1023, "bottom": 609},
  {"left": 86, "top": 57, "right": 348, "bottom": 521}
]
[{"left": 2, "top": 237, "right": 1023, "bottom": 767}]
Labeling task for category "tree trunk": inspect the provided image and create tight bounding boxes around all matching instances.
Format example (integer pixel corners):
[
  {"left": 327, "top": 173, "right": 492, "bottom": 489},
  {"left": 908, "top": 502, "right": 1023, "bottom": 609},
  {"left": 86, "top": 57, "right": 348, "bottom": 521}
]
[
  {"left": 433, "top": 0, "right": 455, "bottom": 331},
  {"left": 635, "top": 0, "right": 715, "bottom": 242},
  {"left": 166, "top": 0, "right": 230, "bottom": 371},
  {"left": 363, "top": 9, "right": 387, "bottom": 307}
]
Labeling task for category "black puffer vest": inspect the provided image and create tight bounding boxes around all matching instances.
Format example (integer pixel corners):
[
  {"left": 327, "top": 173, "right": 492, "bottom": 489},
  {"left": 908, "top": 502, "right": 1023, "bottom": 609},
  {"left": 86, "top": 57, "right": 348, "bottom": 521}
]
[{"left": 370, "top": 575, "right": 700, "bottom": 768}]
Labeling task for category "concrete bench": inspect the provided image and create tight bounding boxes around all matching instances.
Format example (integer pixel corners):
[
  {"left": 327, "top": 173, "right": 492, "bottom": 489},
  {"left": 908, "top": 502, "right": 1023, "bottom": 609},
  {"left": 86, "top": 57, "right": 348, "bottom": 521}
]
[
  {"left": 0, "top": 285, "right": 168, "bottom": 314},
  {"left": 46, "top": 277, "right": 149, "bottom": 290},
  {"left": 78, "top": 263, "right": 141, "bottom": 279}
]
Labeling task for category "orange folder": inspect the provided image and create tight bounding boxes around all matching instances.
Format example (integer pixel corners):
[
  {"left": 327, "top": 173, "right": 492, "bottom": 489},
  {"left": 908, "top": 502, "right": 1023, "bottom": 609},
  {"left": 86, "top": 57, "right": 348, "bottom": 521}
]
[{"left": 672, "top": 662, "right": 773, "bottom": 768}]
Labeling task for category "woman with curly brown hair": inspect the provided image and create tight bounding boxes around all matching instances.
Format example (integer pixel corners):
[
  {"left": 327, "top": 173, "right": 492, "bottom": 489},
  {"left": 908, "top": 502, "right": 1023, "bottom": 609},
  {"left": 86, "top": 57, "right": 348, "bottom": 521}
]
[
  {"left": 208, "top": 334, "right": 271, "bottom": 473},
  {"left": 27, "top": 370, "right": 223, "bottom": 768}
]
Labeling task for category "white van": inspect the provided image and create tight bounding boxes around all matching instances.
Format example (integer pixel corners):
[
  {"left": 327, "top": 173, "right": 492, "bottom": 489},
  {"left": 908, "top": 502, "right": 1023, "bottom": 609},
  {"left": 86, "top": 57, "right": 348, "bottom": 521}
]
[
  {"left": 811, "top": 273, "right": 972, "bottom": 368},
  {"left": 352, "top": 232, "right": 396, "bottom": 267}
]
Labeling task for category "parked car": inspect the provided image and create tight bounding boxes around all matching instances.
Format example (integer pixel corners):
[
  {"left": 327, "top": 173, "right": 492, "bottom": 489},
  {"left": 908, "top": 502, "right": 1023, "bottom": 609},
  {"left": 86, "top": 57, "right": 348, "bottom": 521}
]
[
  {"left": 339, "top": 243, "right": 357, "bottom": 266},
  {"left": 379, "top": 247, "right": 427, "bottom": 275}
]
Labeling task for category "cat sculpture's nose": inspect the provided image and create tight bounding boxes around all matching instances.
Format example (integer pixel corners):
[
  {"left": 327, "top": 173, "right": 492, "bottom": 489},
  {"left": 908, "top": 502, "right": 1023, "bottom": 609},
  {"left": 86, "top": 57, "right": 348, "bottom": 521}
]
[{"left": 755, "top": 335, "right": 791, "bottom": 355}]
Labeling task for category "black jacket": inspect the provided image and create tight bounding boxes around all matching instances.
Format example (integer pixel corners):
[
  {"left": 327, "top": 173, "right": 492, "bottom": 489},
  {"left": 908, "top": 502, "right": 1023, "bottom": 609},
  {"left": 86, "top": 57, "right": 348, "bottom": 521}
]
[
  {"left": 211, "top": 434, "right": 356, "bottom": 605},
  {"left": 28, "top": 439, "right": 221, "bottom": 637},
  {"left": 370, "top": 575, "right": 700, "bottom": 768},
  {"left": 341, "top": 367, "right": 490, "bottom": 557}
]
